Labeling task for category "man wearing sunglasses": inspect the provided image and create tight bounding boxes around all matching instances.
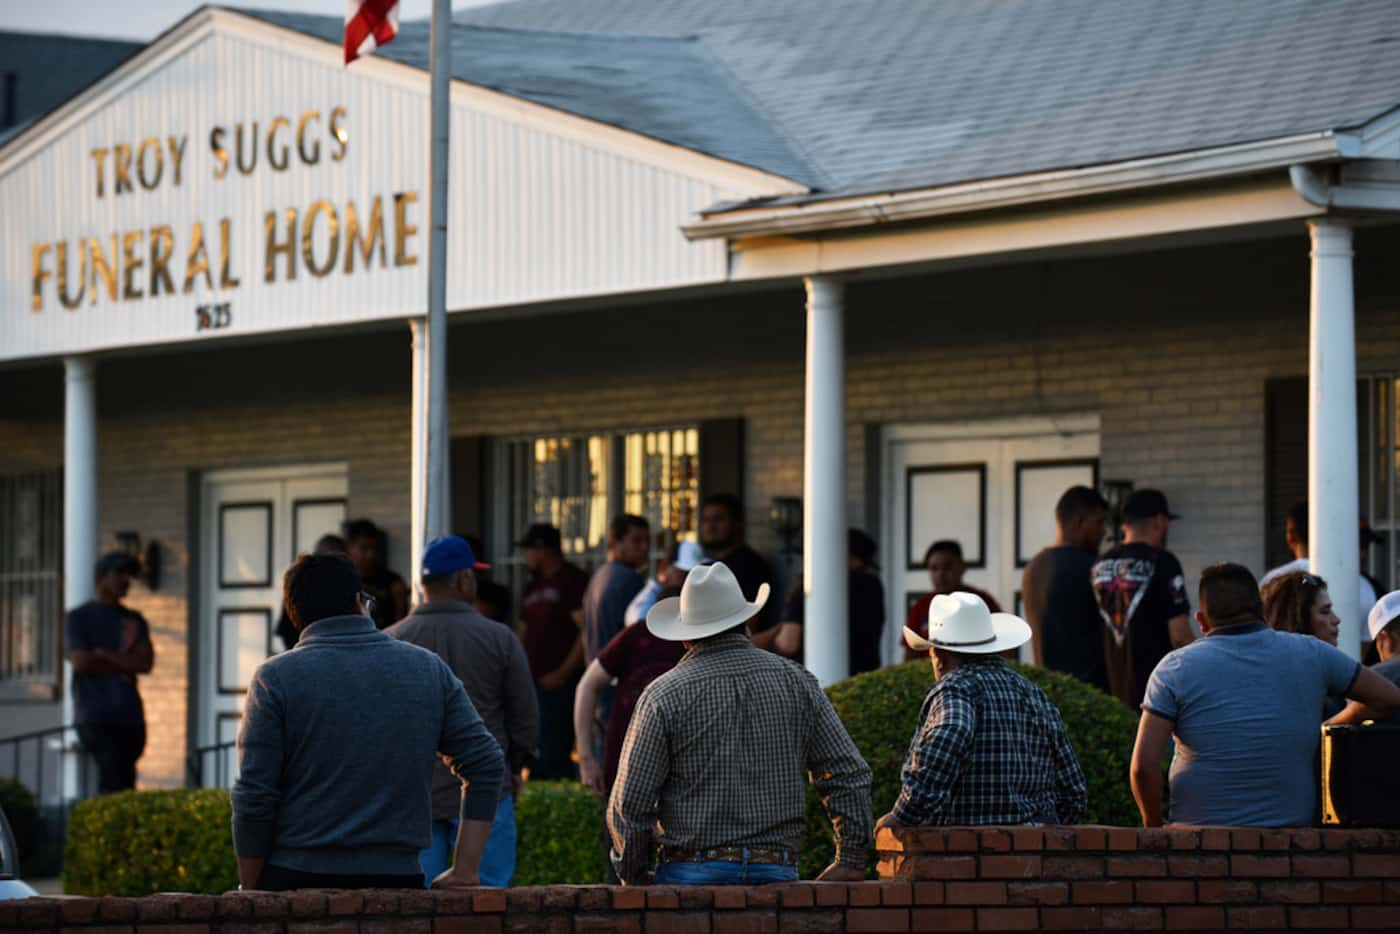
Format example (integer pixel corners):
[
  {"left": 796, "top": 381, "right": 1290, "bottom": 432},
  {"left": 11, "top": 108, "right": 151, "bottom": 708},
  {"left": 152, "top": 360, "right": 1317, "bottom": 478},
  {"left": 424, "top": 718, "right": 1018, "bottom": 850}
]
[{"left": 232, "top": 552, "right": 504, "bottom": 891}]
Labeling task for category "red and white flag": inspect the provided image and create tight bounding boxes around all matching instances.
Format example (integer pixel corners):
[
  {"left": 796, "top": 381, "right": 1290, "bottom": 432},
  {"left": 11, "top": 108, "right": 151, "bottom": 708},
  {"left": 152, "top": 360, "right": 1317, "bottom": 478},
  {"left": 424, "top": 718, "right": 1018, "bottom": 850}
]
[{"left": 344, "top": 0, "right": 400, "bottom": 65}]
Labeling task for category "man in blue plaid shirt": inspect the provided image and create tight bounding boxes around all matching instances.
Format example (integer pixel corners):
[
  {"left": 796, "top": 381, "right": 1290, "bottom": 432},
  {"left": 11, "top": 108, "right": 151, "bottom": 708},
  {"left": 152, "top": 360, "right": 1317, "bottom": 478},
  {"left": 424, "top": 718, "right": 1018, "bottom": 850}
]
[{"left": 879, "top": 592, "right": 1087, "bottom": 828}]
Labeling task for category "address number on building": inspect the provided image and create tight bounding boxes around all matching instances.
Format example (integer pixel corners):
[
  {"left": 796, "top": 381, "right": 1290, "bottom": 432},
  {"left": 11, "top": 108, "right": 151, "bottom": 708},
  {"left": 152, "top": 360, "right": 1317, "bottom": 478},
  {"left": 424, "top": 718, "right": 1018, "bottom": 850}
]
[{"left": 196, "top": 302, "right": 232, "bottom": 332}]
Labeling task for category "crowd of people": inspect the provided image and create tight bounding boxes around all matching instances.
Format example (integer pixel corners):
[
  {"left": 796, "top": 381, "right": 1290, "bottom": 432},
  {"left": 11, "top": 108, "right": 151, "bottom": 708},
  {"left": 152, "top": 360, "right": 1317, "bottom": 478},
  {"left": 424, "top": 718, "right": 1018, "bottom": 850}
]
[
  {"left": 1019, "top": 486, "right": 1400, "bottom": 828},
  {"left": 64, "top": 485, "right": 1400, "bottom": 891}
]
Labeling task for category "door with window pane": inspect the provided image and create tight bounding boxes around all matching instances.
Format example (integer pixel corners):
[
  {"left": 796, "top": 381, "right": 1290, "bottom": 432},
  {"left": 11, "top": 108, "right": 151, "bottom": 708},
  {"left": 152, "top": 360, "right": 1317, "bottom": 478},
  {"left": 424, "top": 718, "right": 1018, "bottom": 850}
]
[
  {"left": 196, "top": 465, "right": 346, "bottom": 786},
  {"left": 885, "top": 420, "right": 1099, "bottom": 666}
]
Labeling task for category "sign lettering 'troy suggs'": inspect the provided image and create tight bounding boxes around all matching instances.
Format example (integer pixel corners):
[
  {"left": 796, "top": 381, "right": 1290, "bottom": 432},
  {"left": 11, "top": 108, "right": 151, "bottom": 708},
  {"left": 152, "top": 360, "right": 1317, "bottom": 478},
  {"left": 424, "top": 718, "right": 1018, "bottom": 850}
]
[{"left": 29, "top": 107, "right": 420, "bottom": 315}]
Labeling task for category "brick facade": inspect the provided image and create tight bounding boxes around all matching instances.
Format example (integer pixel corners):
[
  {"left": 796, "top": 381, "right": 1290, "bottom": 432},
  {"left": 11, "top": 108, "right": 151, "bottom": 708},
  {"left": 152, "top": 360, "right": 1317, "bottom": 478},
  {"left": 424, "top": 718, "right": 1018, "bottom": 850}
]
[
  {"left": 6, "top": 827, "right": 1399, "bottom": 932},
  {"left": 2, "top": 224, "right": 1400, "bottom": 783}
]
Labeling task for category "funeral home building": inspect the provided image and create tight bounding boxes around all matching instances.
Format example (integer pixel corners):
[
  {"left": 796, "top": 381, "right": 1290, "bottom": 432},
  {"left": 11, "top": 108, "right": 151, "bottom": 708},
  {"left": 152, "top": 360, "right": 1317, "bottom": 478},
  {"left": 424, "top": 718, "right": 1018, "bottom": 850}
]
[{"left": 3, "top": 0, "right": 1400, "bottom": 794}]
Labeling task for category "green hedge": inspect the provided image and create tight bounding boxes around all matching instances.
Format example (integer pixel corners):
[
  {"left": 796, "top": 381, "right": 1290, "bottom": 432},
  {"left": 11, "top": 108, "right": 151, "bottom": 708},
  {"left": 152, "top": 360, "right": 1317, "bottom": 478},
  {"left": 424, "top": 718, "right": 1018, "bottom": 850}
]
[
  {"left": 59, "top": 662, "right": 1138, "bottom": 892},
  {"left": 59, "top": 782, "right": 608, "bottom": 895},
  {"left": 798, "top": 660, "right": 1139, "bottom": 876},
  {"left": 513, "top": 781, "right": 608, "bottom": 884},
  {"left": 63, "top": 789, "right": 237, "bottom": 896}
]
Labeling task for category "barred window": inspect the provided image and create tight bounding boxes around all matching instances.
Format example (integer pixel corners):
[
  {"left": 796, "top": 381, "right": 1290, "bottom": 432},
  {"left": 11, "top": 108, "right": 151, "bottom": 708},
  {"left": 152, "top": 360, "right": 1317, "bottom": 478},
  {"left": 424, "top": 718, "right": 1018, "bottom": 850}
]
[
  {"left": 0, "top": 471, "right": 62, "bottom": 700},
  {"left": 495, "top": 426, "right": 701, "bottom": 598},
  {"left": 623, "top": 427, "right": 699, "bottom": 548},
  {"left": 505, "top": 434, "right": 612, "bottom": 560}
]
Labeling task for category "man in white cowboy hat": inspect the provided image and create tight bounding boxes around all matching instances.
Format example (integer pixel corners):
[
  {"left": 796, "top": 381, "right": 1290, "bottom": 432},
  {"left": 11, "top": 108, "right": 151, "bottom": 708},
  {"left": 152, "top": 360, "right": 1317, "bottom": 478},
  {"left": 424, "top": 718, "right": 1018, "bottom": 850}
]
[
  {"left": 607, "top": 562, "right": 873, "bottom": 885},
  {"left": 877, "top": 592, "right": 1087, "bottom": 829}
]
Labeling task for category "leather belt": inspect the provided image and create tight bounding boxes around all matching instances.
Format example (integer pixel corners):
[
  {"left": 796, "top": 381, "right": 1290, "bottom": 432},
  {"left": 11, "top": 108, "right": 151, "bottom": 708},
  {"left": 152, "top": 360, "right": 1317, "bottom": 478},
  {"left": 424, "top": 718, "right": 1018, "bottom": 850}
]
[{"left": 659, "top": 845, "right": 796, "bottom": 866}]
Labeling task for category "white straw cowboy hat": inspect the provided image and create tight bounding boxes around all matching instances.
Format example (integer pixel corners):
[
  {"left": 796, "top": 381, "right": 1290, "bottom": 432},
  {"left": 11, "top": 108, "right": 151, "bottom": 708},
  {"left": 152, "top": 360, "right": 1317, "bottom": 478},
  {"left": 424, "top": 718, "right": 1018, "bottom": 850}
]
[
  {"left": 903, "top": 591, "right": 1031, "bottom": 655},
  {"left": 647, "top": 561, "right": 770, "bottom": 642}
]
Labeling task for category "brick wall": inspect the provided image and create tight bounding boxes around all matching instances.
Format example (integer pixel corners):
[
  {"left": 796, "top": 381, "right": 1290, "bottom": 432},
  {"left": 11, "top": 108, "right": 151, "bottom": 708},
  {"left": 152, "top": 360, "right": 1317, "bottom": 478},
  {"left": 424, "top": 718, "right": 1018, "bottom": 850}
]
[
  {"left": 3, "top": 224, "right": 1400, "bottom": 784},
  {"left": 7, "top": 827, "right": 1399, "bottom": 932},
  {"left": 876, "top": 824, "right": 1400, "bottom": 931}
]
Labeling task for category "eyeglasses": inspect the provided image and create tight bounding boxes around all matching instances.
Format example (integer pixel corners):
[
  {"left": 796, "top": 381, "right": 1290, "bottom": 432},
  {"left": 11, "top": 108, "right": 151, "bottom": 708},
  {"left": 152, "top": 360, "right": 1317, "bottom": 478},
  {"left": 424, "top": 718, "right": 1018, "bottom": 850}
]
[
  {"left": 1300, "top": 574, "right": 1323, "bottom": 589},
  {"left": 360, "top": 591, "right": 377, "bottom": 620}
]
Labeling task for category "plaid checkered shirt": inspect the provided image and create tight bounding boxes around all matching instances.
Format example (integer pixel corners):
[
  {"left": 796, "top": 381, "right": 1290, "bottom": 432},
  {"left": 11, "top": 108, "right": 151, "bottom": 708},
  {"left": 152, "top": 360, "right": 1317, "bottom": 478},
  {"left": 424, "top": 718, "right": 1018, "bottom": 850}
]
[
  {"left": 892, "top": 658, "right": 1088, "bottom": 826},
  {"left": 607, "top": 632, "right": 873, "bottom": 884}
]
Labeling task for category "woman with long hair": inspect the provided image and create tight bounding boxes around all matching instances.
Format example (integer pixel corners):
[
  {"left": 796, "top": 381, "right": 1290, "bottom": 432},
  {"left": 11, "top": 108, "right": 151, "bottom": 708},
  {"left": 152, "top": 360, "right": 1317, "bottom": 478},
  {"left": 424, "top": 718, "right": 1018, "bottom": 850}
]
[
  {"left": 1262, "top": 570, "right": 1344, "bottom": 721},
  {"left": 1261, "top": 571, "right": 1340, "bottom": 646}
]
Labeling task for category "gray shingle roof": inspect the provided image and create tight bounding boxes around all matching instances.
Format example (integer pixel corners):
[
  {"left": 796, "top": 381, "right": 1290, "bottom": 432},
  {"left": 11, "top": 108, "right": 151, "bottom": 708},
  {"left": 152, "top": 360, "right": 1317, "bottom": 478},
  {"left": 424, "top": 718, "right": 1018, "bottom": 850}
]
[
  {"left": 0, "top": 31, "right": 142, "bottom": 134},
  {"left": 456, "top": 0, "right": 1400, "bottom": 201},
  {"left": 236, "top": 8, "right": 819, "bottom": 186}
]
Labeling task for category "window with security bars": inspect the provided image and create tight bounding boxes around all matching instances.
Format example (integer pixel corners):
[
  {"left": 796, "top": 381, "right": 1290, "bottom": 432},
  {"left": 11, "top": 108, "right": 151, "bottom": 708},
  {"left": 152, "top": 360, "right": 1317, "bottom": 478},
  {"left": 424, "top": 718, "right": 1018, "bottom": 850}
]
[
  {"left": 495, "top": 427, "right": 701, "bottom": 602},
  {"left": 0, "top": 471, "right": 63, "bottom": 699},
  {"left": 1270, "top": 375, "right": 1400, "bottom": 597},
  {"left": 623, "top": 428, "right": 700, "bottom": 549},
  {"left": 506, "top": 435, "right": 613, "bottom": 562},
  {"left": 1363, "top": 375, "right": 1398, "bottom": 594}
]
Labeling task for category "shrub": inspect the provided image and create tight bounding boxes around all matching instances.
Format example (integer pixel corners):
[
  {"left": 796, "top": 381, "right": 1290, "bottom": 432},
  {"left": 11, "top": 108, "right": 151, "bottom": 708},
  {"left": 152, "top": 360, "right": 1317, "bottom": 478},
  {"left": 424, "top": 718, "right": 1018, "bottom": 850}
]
[
  {"left": 799, "top": 660, "right": 1140, "bottom": 876},
  {"left": 514, "top": 780, "right": 608, "bottom": 885},
  {"left": 60, "top": 782, "right": 608, "bottom": 894},
  {"left": 0, "top": 778, "right": 41, "bottom": 875},
  {"left": 63, "top": 789, "right": 237, "bottom": 896},
  {"left": 54, "top": 664, "right": 1139, "bottom": 891}
]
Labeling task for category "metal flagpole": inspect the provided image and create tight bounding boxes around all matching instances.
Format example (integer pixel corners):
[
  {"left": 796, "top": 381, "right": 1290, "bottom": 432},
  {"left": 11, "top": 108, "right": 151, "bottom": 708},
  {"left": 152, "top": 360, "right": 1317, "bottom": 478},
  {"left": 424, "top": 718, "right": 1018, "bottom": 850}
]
[{"left": 419, "top": 0, "right": 452, "bottom": 578}]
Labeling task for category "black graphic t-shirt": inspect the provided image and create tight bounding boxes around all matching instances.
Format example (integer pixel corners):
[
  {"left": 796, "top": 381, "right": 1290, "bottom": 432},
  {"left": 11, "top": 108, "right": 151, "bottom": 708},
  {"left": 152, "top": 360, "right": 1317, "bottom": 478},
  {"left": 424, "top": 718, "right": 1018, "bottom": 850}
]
[{"left": 1091, "top": 542, "right": 1190, "bottom": 708}]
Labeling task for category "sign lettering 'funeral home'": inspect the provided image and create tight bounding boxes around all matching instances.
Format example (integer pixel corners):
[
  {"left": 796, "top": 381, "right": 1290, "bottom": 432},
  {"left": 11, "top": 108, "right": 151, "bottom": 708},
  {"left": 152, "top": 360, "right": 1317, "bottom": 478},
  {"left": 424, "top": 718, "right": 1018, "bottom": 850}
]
[
  {"left": 30, "top": 108, "right": 421, "bottom": 319},
  {"left": 3, "top": 7, "right": 760, "bottom": 364}
]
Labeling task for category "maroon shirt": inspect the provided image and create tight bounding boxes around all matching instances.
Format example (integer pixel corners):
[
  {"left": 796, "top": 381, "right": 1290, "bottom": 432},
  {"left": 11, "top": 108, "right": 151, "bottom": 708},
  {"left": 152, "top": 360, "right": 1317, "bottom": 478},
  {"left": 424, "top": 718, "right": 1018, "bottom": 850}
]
[
  {"left": 595, "top": 620, "right": 686, "bottom": 790},
  {"left": 521, "top": 563, "right": 590, "bottom": 680}
]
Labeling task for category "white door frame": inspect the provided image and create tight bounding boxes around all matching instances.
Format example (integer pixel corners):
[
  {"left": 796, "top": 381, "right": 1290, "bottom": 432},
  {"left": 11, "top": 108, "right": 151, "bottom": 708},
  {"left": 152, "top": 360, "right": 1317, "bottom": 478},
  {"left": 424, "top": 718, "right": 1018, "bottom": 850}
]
[
  {"left": 193, "top": 462, "right": 348, "bottom": 766},
  {"left": 883, "top": 413, "right": 1101, "bottom": 445},
  {"left": 880, "top": 414, "right": 1101, "bottom": 664}
]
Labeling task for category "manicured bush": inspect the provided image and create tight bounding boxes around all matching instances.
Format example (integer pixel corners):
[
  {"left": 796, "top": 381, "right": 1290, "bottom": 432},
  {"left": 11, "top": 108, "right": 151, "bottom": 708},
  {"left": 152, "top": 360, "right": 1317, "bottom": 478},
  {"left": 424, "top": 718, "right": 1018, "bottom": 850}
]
[
  {"left": 60, "top": 782, "right": 608, "bottom": 894},
  {"left": 799, "top": 659, "right": 1140, "bottom": 877},
  {"left": 54, "top": 664, "right": 1139, "bottom": 891},
  {"left": 0, "top": 778, "right": 41, "bottom": 875},
  {"left": 514, "top": 780, "right": 608, "bottom": 885},
  {"left": 63, "top": 789, "right": 237, "bottom": 896}
]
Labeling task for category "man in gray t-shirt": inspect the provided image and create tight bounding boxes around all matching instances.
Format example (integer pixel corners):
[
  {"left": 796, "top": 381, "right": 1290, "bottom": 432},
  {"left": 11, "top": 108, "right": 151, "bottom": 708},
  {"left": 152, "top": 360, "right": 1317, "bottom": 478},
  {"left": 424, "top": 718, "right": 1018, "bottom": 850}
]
[{"left": 1131, "top": 563, "right": 1400, "bottom": 828}]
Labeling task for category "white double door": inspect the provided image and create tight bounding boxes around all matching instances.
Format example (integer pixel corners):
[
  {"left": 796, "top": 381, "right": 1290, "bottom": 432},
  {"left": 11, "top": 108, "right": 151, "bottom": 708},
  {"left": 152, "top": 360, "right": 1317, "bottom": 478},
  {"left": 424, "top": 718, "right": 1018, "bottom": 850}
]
[
  {"left": 196, "top": 464, "right": 347, "bottom": 785},
  {"left": 884, "top": 417, "right": 1099, "bottom": 665}
]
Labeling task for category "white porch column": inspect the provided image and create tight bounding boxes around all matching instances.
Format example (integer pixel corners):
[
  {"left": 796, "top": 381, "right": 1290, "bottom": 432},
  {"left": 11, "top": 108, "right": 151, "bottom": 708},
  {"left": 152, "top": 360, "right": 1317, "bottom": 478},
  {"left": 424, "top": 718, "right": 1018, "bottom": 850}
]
[
  {"left": 1307, "top": 218, "right": 1361, "bottom": 658},
  {"left": 410, "top": 318, "right": 428, "bottom": 597},
  {"left": 803, "top": 275, "right": 849, "bottom": 686},
  {"left": 63, "top": 356, "right": 98, "bottom": 733}
]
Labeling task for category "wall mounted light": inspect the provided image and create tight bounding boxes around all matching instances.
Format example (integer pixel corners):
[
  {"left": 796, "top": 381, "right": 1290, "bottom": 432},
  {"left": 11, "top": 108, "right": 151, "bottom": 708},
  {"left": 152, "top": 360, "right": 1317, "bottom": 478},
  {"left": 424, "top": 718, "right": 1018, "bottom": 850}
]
[{"left": 114, "top": 530, "right": 161, "bottom": 591}]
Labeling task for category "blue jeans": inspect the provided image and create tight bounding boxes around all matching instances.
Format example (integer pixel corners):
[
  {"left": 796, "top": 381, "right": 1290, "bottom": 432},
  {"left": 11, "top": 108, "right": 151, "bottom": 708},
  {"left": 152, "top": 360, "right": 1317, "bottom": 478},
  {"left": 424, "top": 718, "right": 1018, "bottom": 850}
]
[
  {"left": 654, "top": 856, "right": 798, "bottom": 885},
  {"left": 419, "top": 795, "right": 516, "bottom": 888}
]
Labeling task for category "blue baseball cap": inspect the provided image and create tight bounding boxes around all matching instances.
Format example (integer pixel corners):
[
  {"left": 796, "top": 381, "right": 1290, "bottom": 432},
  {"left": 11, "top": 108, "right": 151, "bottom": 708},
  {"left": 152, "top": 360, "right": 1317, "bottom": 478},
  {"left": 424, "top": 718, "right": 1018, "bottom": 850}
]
[{"left": 421, "top": 535, "right": 491, "bottom": 578}]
